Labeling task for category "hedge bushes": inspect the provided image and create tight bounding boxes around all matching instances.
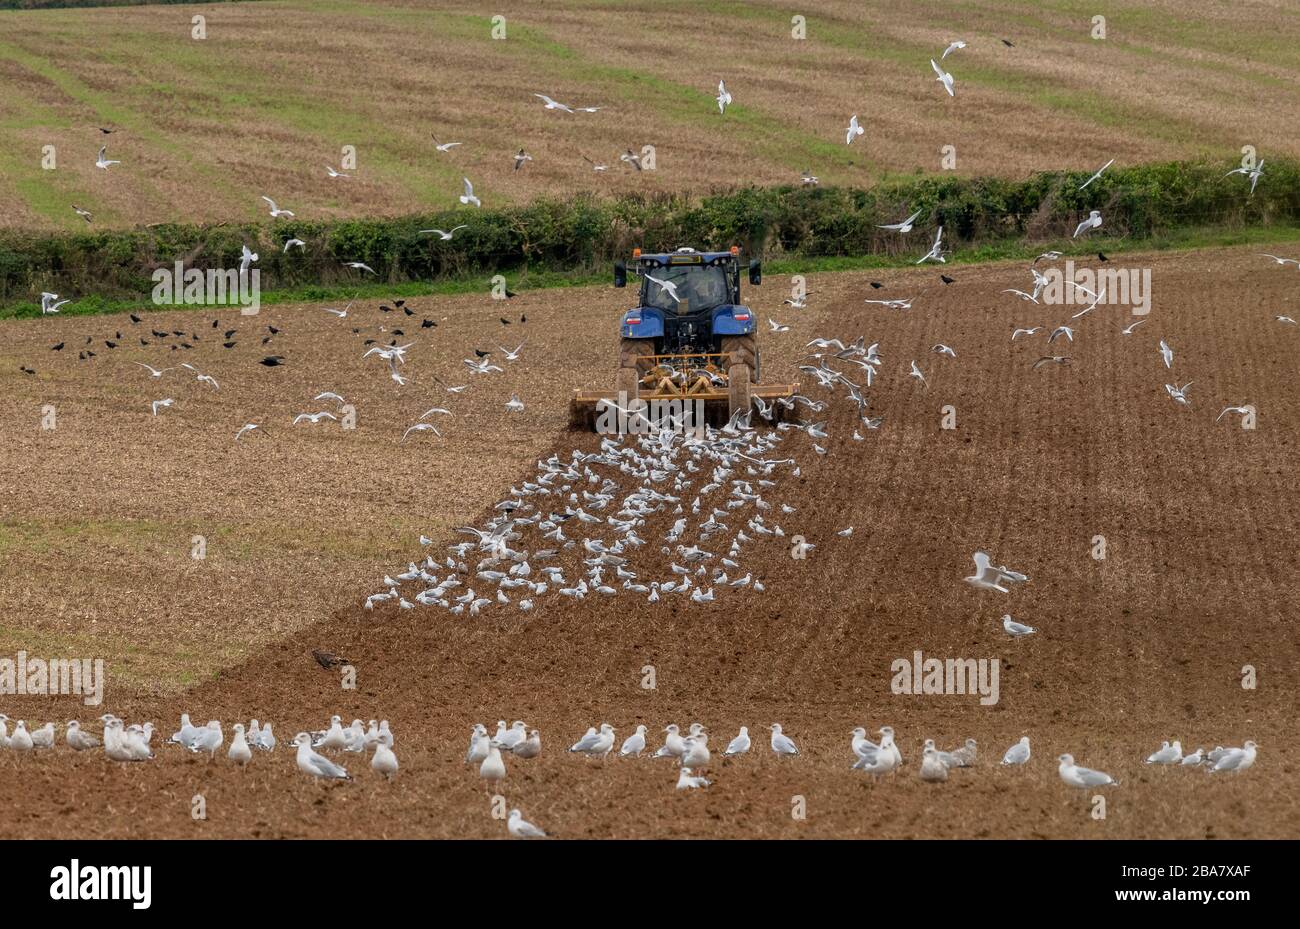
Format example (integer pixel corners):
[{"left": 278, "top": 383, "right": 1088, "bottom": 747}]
[{"left": 1, "top": 158, "right": 1295, "bottom": 306}]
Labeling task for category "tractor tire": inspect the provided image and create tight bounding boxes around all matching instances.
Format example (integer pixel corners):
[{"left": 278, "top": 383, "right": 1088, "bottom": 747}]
[
  {"left": 720, "top": 335, "right": 758, "bottom": 383},
  {"left": 728, "top": 364, "right": 752, "bottom": 418},
  {"left": 615, "top": 366, "right": 640, "bottom": 403},
  {"left": 619, "top": 338, "right": 657, "bottom": 375}
]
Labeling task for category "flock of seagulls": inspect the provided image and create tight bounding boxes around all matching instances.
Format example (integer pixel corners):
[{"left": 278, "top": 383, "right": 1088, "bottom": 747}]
[{"left": 0, "top": 712, "right": 399, "bottom": 779}]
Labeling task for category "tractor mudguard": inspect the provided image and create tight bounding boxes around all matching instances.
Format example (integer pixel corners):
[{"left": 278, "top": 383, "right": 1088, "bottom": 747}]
[
  {"left": 620, "top": 306, "right": 664, "bottom": 339},
  {"left": 710, "top": 305, "right": 756, "bottom": 336}
]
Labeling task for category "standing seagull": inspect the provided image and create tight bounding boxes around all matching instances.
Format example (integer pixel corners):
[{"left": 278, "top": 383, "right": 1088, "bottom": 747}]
[
  {"left": 723, "top": 726, "right": 751, "bottom": 756},
  {"left": 1002, "top": 614, "right": 1036, "bottom": 637},
  {"left": 1001, "top": 737, "right": 1031, "bottom": 766},
  {"left": 769, "top": 723, "right": 799, "bottom": 755},
  {"left": 507, "top": 809, "right": 548, "bottom": 838},
  {"left": 293, "top": 733, "right": 350, "bottom": 780}
]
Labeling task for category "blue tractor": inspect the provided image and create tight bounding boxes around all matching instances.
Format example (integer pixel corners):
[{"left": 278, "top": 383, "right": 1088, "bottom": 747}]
[
  {"left": 614, "top": 247, "right": 764, "bottom": 415},
  {"left": 571, "top": 245, "right": 794, "bottom": 428}
]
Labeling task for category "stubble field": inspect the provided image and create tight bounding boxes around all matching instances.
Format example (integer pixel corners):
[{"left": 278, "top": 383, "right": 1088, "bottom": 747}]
[{"left": 1, "top": 0, "right": 1298, "bottom": 229}]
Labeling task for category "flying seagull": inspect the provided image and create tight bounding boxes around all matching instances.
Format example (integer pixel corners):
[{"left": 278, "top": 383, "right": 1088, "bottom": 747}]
[
  {"left": 1073, "top": 210, "right": 1102, "bottom": 238},
  {"left": 941, "top": 40, "right": 967, "bottom": 59},
  {"left": 459, "top": 177, "right": 481, "bottom": 207},
  {"left": 644, "top": 273, "right": 680, "bottom": 303},
  {"left": 964, "top": 551, "right": 1029, "bottom": 592},
  {"left": 1216, "top": 405, "right": 1254, "bottom": 423},
  {"left": 845, "top": 114, "right": 864, "bottom": 144},
  {"left": 1165, "top": 382, "right": 1193, "bottom": 406},
  {"left": 1031, "top": 355, "right": 1070, "bottom": 370},
  {"left": 325, "top": 165, "right": 353, "bottom": 178},
  {"left": 716, "top": 79, "right": 732, "bottom": 114},
  {"left": 878, "top": 209, "right": 922, "bottom": 233},
  {"left": 420, "top": 225, "right": 467, "bottom": 240},
  {"left": 72, "top": 205, "right": 93, "bottom": 223},
  {"left": 95, "top": 146, "right": 120, "bottom": 170},
  {"left": 1226, "top": 159, "right": 1264, "bottom": 195},
  {"left": 916, "top": 226, "right": 945, "bottom": 264},
  {"left": 930, "top": 59, "right": 955, "bottom": 96},
  {"left": 533, "top": 93, "right": 575, "bottom": 113},
  {"left": 1078, "top": 158, "right": 1115, "bottom": 190},
  {"left": 431, "top": 136, "right": 462, "bottom": 153},
  {"left": 261, "top": 196, "right": 295, "bottom": 218},
  {"left": 513, "top": 149, "right": 533, "bottom": 171},
  {"left": 239, "top": 244, "right": 258, "bottom": 274}
]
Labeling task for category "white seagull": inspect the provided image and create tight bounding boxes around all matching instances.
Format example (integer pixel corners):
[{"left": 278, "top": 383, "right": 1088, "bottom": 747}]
[
  {"left": 1001, "top": 736, "right": 1031, "bottom": 766},
  {"left": 293, "top": 732, "right": 350, "bottom": 780},
  {"left": 964, "top": 551, "right": 1029, "bottom": 593},
  {"left": 1078, "top": 158, "right": 1115, "bottom": 190},
  {"left": 459, "top": 177, "right": 481, "bottom": 207},
  {"left": 716, "top": 79, "right": 732, "bottom": 114},
  {"left": 1073, "top": 210, "right": 1102, "bottom": 238},
  {"left": 916, "top": 226, "right": 945, "bottom": 264},
  {"left": 845, "top": 114, "right": 864, "bottom": 144},
  {"left": 930, "top": 59, "right": 955, "bottom": 96},
  {"left": 95, "top": 146, "right": 120, "bottom": 170},
  {"left": 878, "top": 209, "right": 922, "bottom": 233},
  {"left": 723, "top": 726, "right": 751, "bottom": 756},
  {"left": 769, "top": 723, "right": 799, "bottom": 755},
  {"left": 261, "top": 196, "right": 295, "bottom": 218},
  {"left": 1058, "top": 754, "right": 1117, "bottom": 788},
  {"left": 420, "top": 225, "right": 468, "bottom": 240},
  {"left": 1002, "top": 614, "right": 1036, "bottom": 637}
]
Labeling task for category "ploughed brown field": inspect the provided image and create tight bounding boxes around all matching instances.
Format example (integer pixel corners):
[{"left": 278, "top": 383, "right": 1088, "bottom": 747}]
[
  {"left": 1, "top": 244, "right": 1297, "bottom": 839},
  {"left": 2, "top": 0, "right": 1299, "bottom": 229}
]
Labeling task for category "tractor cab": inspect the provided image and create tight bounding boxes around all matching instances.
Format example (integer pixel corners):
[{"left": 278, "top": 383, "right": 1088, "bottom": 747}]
[
  {"left": 568, "top": 245, "right": 794, "bottom": 430},
  {"left": 613, "top": 246, "right": 762, "bottom": 357}
]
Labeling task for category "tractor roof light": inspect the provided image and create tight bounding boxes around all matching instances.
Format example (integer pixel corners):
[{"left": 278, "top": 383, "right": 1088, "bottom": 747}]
[
  {"left": 632, "top": 248, "right": 641, "bottom": 258},
  {"left": 729, "top": 245, "right": 739, "bottom": 256}
]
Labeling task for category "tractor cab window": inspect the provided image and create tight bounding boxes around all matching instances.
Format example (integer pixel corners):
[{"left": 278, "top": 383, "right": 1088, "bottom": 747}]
[{"left": 641, "top": 264, "right": 731, "bottom": 313}]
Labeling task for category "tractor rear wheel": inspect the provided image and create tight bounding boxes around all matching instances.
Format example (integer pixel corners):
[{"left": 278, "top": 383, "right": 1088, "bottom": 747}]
[
  {"left": 720, "top": 335, "right": 758, "bottom": 383},
  {"left": 619, "top": 338, "right": 657, "bottom": 374},
  {"left": 721, "top": 335, "right": 758, "bottom": 417},
  {"left": 617, "top": 337, "right": 655, "bottom": 403}
]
